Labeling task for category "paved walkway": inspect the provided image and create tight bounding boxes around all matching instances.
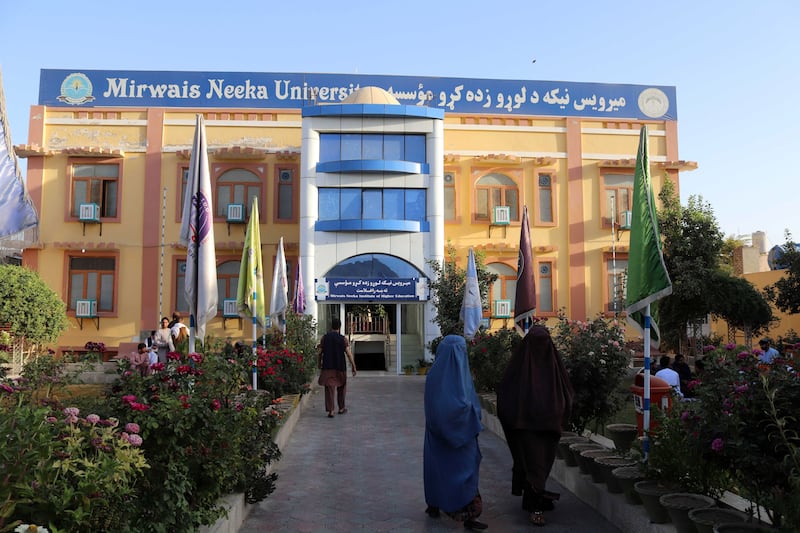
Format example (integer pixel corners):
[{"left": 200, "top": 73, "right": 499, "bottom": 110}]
[{"left": 240, "top": 375, "right": 621, "bottom": 532}]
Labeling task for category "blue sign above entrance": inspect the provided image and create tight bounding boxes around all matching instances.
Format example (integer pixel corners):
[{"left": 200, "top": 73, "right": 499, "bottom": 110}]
[{"left": 315, "top": 278, "right": 428, "bottom": 301}]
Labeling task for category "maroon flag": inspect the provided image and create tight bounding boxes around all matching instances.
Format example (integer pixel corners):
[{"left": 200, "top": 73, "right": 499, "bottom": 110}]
[{"left": 513, "top": 206, "right": 536, "bottom": 335}]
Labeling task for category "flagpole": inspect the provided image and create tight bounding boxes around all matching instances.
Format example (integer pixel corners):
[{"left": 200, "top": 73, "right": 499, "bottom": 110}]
[{"left": 643, "top": 304, "right": 652, "bottom": 459}]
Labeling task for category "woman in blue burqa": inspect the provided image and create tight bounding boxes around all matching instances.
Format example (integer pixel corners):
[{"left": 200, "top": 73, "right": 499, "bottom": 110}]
[
  {"left": 423, "top": 334, "right": 487, "bottom": 530},
  {"left": 496, "top": 324, "right": 574, "bottom": 527}
]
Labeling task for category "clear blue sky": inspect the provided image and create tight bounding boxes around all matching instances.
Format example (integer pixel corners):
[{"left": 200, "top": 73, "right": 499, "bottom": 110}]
[{"left": 2, "top": 1, "right": 797, "bottom": 247}]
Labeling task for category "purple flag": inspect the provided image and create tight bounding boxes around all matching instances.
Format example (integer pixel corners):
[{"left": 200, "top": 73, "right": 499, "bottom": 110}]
[
  {"left": 179, "top": 115, "right": 218, "bottom": 349},
  {"left": 513, "top": 206, "right": 536, "bottom": 335}
]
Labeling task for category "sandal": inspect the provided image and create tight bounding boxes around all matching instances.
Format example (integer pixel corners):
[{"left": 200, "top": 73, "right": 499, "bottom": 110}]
[
  {"left": 327, "top": 412, "right": 334, "bottom": 418},
  {"left": 530, "top": 511, "right": 545, "bottom": 527},
  {"left": 338, "top": 408, "right": 348, "bottom": 414}
]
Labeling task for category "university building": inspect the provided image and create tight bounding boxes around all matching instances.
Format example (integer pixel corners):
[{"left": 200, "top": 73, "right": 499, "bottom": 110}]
[{"left": 17, "top": 70, "right": 695, "bottom": 371}]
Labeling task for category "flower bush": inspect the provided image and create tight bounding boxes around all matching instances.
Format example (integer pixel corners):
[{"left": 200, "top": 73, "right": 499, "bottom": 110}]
[
  {"left": 104, "top": 348, "right": 283, "bottom": 532},
  {"left": 1, "top": 370, "right": 147, "bottom": 532},
  {"left": 551, "top": 311, "right": 631, "bottom": 433},
  {"left": 466, "top": 327, "right": 521, "bottom": 393},
  {"left": 647, "top": 343, "right": 800, "bottom": 528}
]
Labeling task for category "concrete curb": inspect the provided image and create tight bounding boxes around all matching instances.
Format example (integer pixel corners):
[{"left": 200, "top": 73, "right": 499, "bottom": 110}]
[
  {"left": 481, "top": 408, "right": 676, "bottom": 533},
  {"left": 200, "top": 389, "right": 317, "bottom": 533}
]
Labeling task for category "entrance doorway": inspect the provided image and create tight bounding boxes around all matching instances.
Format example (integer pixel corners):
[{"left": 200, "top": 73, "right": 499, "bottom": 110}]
[{"left": 316, "top": 302, "right": 425, "bottom": 373}]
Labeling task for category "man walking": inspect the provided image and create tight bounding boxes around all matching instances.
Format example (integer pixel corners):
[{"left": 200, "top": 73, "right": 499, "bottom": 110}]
[{"left": 318, "top": 317, "right": 357, "bottom": 418}]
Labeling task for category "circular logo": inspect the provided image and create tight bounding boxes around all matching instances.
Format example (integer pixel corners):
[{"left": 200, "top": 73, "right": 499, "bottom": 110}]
[
  {"left": 637, "top": 88, "right": 669, "bottom": 118},
  {"left": 58, "top": 73, "right": 95, "bottom": 105}
]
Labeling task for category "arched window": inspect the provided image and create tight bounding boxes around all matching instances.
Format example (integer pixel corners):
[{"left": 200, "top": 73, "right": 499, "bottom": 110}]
[
  {"left": 475, "top": 173, "right": 519, "bottom": 222},
  {"left": 487, "top": 262, "right": 517, "bottom": 312},
  {"left": 215, "top": 169, "right": 262, "bottom": 218}
]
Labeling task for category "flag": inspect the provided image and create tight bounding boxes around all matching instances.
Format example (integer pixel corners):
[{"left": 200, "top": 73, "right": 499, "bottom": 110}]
[
  {"left": 625, "top": 126, "right": 673, "bottom": 344},
  {"left": 513, "top": 206, "right": 536, "bottom": 335},
  {"left": 270, "top": 237, "right": 289, "bottom": 333},
  {"left": 179, "top": 114, "right": 218, "bottom": 350},
  {"left": 292, "top": 256, "right": 306, "bottom": 314},
  {"left": 236, "top": 196, "right": 265, "bottom": 326},
  {"left": 0, "top": 70, "right": 38, "bottom": 238},
  {"left": 460, "top": 248, "right": 482, "bottom": 340}
]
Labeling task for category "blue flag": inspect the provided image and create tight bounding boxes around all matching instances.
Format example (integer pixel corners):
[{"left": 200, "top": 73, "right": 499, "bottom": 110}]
[
  {"left": 460, "top": 248, "right": 482, "bottom": 340},
  {"left": 0, "top": 71, "right": 38, "bottom": 239}
]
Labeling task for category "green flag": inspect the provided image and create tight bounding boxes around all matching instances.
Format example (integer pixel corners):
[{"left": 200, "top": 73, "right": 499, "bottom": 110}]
[
  {"left": 625, "top": 126, "right": 672, "bottom": 344},
  {"left": 237, "top": 197, "right": 266, "bottom": 327}
]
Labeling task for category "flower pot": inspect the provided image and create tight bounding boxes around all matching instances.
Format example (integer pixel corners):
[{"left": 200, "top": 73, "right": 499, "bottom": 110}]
[
  {"left": 579, "top": 449, "right": 617, "bottom": 483},
  {"left": 605, "top": 423, "right": 639, "bottom": 453},
  {"left": 569, "top": 442, "right": 605, "bottom": 472},
  {"left": 612, "top": 465, "right": 645, "bottom": 504},
  {"left": 688, "top": 508, "right": 752, "bottom": 533},
  {"left": 659, "top": 492, "right": 716, "bottom": 533},
  {"left": 596, "top": 456, "right": 637, "bottom": 493},
  {"left": 634, "top": 480, "right": 675, "bottom": 524},
  {"left": 557, "top": 436, "right": 589, "bottom": 466}
]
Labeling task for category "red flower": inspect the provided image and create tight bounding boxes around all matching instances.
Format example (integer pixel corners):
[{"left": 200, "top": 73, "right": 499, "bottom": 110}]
[{"left": 210, "top": 399, "right": 221, "bottom": 411}]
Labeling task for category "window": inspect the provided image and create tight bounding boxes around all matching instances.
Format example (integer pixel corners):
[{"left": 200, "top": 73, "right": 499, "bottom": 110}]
[
  {"left": 475, "top": 173, "right": 519, "bottom": 222},
  {"left": 537, "top": 260, "right": 555, "bottom": 314},
  {"left": 318, "top": 188, "right": 427, "bottom": 222},
  {"left": 537, "top": 173, "right": 554, "bottom": 224},
  {"left": 318, "top": 133, "right": 426, "bottom": 163},
  {"left": 487, "top": 262, "right": 517, "bottom": 313},
  {"left": 275, "top": 166, "right": 296, "bottom": 221},
  {"left": 215, "top": 168, "right": 262, "bottom": 218},
  {"left": 68, "top": 255, "right": 116, "bottom": 313},
  {"left": 176, "top": 259, "right": 238, "bottom": 312},
  {"left": 71, "top": 163, "right": 120, "bottom": 218},
  {"left": 603, "top": 174, "right": 633, "bottom": 227},
  {"left": 444, "top": 172, "right": 456, "bottom": 221},
  {"left": 605, "top": 255, "right": 628, "bottom": 313}
]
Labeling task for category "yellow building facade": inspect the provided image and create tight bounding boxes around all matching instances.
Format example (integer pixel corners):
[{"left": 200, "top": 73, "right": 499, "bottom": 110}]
[{"left": 18, "top": 70, "right": 695, "bottom": 367}]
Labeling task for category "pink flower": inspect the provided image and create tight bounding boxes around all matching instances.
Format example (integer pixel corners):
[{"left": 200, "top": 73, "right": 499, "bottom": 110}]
[
  {"left": 122, "top": 394, "right": 137, "bottom": 404},
  {"left": 125, "top": 422, "right": 140, "bottom": 434},
  {"left": 725, "top": 343, "right": 737, "bottom": 350},
  {"left": 176, "top": 365, "right": 192, "bottom": 374},
  {"left": 0, "top": 383, "right": 14, "bottom": 394},
  {"left": 167, "top": 352, "right": 181, "bottom": 361},
  {"left": 711, "top": 438, "right": 724, "bottom": 453},
  {"left": 210, "top": 399, "right": 221, "bottom": 411},
  {"left": 189, "top": 352, "right": 203, "bottom": 364},
  {"left": 151, "top": 362, "right": 165, "bottom": 372},
  {"left": 63, "top": 407, "right": 80, "bottom": 417},
  {"left": 65, "top": 414, "right": 79, "bottom": 424},
  {"left": 703, "top": 345, "right": 716, "bottom": 353},
  {"left": 129, "top": 402, "right": 150, "bottom": 411},
  {"left": 86, "top": 414, "right": 101, "bottom": 424},
  {"left": 46, "top": 416, "right": 58, "bottom": 423},
  {"left": 128, "top": 434, "right": 143, "bottom": 447},
  {"left": 737, "top": 352, "right": 751, "bottom": 360},
  {"left": 734, "top": 384, "right": 749, "bottom": 393},
  {"left": 680, "top": 411, "right": 690, "bottom": 422}
]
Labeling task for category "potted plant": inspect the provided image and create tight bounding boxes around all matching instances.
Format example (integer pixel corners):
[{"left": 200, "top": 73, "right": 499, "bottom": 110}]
[
  {"left": 403, "top": 364, "right": 415, "bottom": 376},
  {"left": 417, "top": 359, "right": 430, "bottom": 375}
]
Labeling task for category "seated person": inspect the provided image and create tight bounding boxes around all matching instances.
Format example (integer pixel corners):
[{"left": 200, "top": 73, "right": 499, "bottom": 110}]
[
  {"left": 115, "top": 343, "right": 151, "bottom": 376},
  {"left": 758, "top": 339, "right": 779, "bottom": 364},
  {"left": 655, "top": 355, "right": 683, "bottom": 397},
  {"left": 672, "top": 353, "right": 693, "bottom": 394}
]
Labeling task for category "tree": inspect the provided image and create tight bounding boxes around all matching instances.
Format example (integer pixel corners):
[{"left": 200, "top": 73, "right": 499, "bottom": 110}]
[
  {"left": 765, "top": 232, "right": 800, "bottom": 315},
  {"left": 657, "top": 180, "right": 725, "bottom": 351},
  {"left": 656, "top": 180, "right": 773, "bottom": 351},
  {"left": 719, "top": 235, "right": 745, "bottom": 275},
  {"left": 0, "top": 265, "right": 69, "bottom": 344},
  {"left": 427, "top": 243, "right": 497, "bottom": 339}
]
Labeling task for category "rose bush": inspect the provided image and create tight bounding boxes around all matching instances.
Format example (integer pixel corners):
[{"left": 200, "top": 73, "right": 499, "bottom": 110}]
[
  {"left": 647, "top": 343, "right": 800, "bottom": 528},
  {"left": 551, "top": 311, "right": 631, "bottom": 433}
]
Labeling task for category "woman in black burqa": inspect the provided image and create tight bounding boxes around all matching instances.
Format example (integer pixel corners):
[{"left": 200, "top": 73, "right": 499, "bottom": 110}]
[{"left": 496, "top": 325, "right": 574, "bottom": 527}]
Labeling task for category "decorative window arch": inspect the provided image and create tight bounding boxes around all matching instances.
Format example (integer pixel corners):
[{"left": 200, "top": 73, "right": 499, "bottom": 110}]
[
  {"left": 487, "top": 262, "right": 517, "bottom": 312},
  {"left": 475, "top": 173, "right": 519, "bottom": 222},
  {"left": 215, "top": 168, "right": 262, "bottom": 218}
]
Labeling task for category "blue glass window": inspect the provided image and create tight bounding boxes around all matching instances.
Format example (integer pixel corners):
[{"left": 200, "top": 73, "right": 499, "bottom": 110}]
[
  {"left": 383, "top": 135, "right": 404, "bottom": 160},
  {"left": 319, "top": 133, "right": 340, "bottom": 163},
  {"left": 340, "top": 134, "right": 361, "bottom": 160},
  {"left": 362, "top": 135, "right": 383, "bottom": 159},
  {"left": 362, "top": 189, "right": 383, "bottom": 219},
  {"left": 325, "top": 254, "right": 425, "bottom": 278},
  {"left": 318, "top": 188, "right": 340, "bottom": 221},
  {"left": 340, "top": 188, "right": 361, "bottom": 218},
  {"left": 404, "top": 135, "right": 426, "bottom": 162},
  {"left": 405, "top": 189, "right": 426, "bottom": 221},
  {"left": 383, "top": 189, "right": 404, "bottom": 219}
]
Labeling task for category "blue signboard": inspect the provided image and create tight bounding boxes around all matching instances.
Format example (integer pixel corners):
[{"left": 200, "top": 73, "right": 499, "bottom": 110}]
[
  {"left": 315, "top": 277, "right": 426, "bottom": 301},
  {"left": 40, "top": 69, "right": 677, "bottom": 120}
]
